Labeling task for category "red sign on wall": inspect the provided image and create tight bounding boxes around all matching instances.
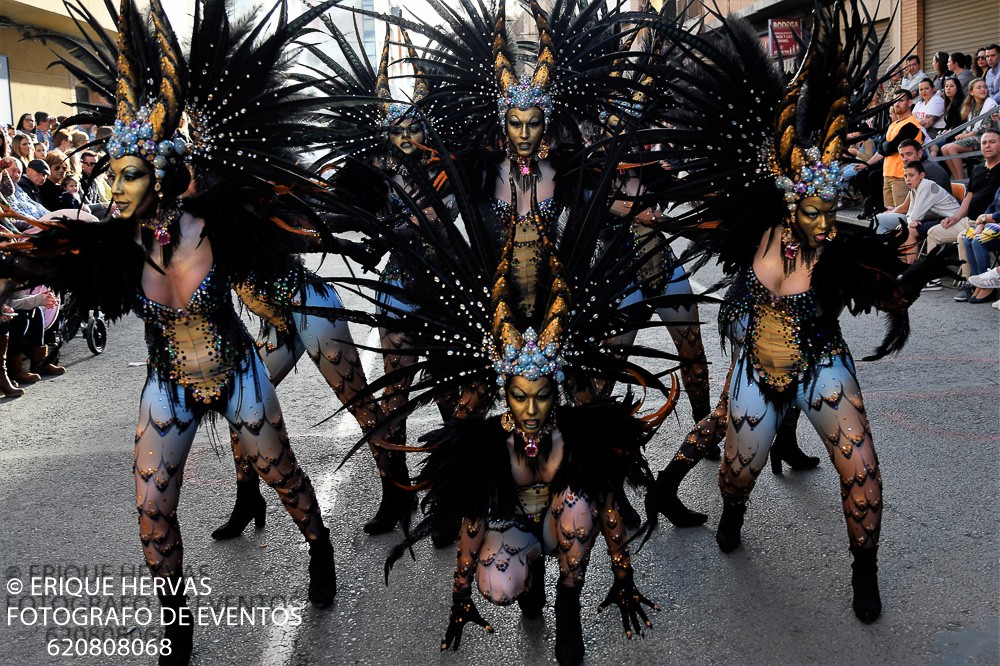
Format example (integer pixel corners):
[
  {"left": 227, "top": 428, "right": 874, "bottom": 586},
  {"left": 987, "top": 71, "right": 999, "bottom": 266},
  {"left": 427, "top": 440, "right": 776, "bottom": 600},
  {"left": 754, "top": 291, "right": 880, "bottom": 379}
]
[{"left": 769, "top": 18, "right": 803, "bottom": 58}]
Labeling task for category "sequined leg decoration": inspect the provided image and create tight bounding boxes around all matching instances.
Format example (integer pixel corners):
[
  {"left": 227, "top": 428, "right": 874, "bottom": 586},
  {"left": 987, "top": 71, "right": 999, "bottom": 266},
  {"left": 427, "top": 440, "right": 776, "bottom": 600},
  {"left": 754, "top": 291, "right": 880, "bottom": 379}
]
[
  {"left": 545, "top": 488, "right": 598, "bottom": 588},
  {"left": 658, "top": 304, "right": 711, "bottom": 421},
  {"left": 475, "top": 523, "right": 542, "bottom": 605},
  {"left": 225, "top": 357, "right": 326, "bottom": 540},
  {"left": 797, "top": 357, "right": 882, "bottom": 551},
  {"left": 453, "top": 517, "right": 486, "bottom": 596},
  {"left": 133, "top": 374, "right": 199, "bottom": 579}
]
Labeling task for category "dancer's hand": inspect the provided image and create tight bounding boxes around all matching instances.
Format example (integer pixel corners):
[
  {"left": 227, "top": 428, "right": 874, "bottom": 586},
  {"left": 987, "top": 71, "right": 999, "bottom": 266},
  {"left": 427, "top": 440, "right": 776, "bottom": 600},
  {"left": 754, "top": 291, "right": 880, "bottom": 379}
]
[
  {"left": 598, "top": 571, "right": 659, "bottom": 638},
  {"left": 441, "top": 592, "right": 492, "bottom": 651}
]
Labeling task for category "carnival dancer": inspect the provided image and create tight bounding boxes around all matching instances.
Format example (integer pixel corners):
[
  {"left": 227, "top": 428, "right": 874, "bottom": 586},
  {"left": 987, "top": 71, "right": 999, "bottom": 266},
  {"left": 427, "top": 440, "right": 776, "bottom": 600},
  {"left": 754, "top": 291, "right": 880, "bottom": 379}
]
[
  {"left": 641, "top": 0, "right": 957, "bottom": 622},
  {"left": 1, "top": 1, "right": 350, "bottom": 661}
]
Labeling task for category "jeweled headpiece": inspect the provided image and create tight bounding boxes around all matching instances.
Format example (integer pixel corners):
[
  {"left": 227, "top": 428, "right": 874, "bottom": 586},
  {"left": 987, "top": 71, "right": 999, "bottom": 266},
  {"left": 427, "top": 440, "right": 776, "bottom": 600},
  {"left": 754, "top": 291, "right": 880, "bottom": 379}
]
[
  {"left": 109, "top": 0, "right": 187, "bottom": 179},
  {"left": 493, "top": 0, "right": 555, "bottom": 129},
  {"left": 377, "top": 26, "right": 429, "bottom": 127},
  {"left": 775, "top": 146, "right": 843, "bottom": 211},
  {"left": 494, "top": 327, "right": 565, "bottom": 385}
]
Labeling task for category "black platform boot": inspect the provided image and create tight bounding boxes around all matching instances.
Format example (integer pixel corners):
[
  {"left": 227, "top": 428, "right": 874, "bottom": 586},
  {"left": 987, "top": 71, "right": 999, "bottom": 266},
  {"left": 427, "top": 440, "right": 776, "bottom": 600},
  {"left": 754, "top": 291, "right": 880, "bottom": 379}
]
[
  {"left": 308, "top": 527, "right": 337, "bottom": 608},
  {"left": 363, "top": 456, "right": 416, "bottom": 535},
  {"left": 517, "top": 557, "right": 546, "bottom": 618},
  {"left": 770, "top": 409, "right": 820, "bottom": 475},
  {"left": 158, "top": 593, "right": 193, "bottom": 665},
  {"left": 653, "top": 459, "right": 708, "bottom": 527},
  {"left": 850, "top": 547, "right": 882, "bottom": 623},
  {"left": 715, "top": 493, "right": 748, "bottom": 553},
  {"left": 211, "top": 478, "right": 266, "bottom": 540},
  {"left": 554, "top": 585, "right": 584, "bottom": 666}
]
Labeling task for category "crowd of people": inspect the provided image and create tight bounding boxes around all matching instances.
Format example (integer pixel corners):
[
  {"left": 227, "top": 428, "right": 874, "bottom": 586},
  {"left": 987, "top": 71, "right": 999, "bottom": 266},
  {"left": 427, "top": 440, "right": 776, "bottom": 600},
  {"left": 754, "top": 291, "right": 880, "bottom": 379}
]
[
  {"left": 847, "top": 44, "right": 1000, "bottom": 306},
  {"left": 0, "top": 1, "right": 980, "bottom": 665}
]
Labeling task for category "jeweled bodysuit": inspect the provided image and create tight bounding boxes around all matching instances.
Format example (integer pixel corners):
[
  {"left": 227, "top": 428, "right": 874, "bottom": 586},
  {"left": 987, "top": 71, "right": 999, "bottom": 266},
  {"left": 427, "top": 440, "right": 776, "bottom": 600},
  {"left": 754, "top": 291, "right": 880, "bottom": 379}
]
[{"left": 133, "top": 263, "right": 326, "bottom": 578}]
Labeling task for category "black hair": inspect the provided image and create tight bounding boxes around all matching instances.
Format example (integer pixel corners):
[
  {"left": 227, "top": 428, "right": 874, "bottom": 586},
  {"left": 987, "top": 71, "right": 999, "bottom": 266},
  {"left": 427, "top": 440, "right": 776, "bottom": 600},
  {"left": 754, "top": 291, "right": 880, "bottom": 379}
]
[
  {"left": 906, "top": 54, "right": 920, "bottom": 64},
  {"left": 950, "top": 52, "right": 970, "bottom": 69},
  {"left": 897, "top": 139, "right": 922, "bottom": 154}
]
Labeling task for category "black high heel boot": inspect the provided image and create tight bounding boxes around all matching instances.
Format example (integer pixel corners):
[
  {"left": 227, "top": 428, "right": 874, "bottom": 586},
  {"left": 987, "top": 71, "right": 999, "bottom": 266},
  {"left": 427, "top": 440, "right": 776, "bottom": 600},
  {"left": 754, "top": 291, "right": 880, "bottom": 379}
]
[
  {"left": 850, "top": 547, "right": 882, "bottom": 623},
  {"left": 653, "top": 459, "right": 708, "bottom": 527},
  {"left": 308, "top": 527, "right": 337, "bottom": 608},
  {"left": 158, "top": 593, "right": 193, "bottom": 665},
  {"left": 517, "top": 557, "right": 546, "bottom": 617},
  {"left": 554, "top": 585, "right": 584, "bottom": 666},
  {"left": 770, "top": 409, "right": 820, "bottom": 475},
  {"left": 211, "top": 478, "right": 266, "bottom": 540},
  {"left": 363, "top": 456, "right": 417, "bottom": 535},
  {"left": 715, "top": 493, "right": 748, "bottom": 553}
]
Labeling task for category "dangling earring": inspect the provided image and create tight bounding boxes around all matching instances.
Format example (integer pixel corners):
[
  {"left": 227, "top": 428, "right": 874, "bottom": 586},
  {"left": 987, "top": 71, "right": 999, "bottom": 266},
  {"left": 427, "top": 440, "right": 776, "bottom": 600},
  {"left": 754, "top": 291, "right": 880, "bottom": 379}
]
[
  {"left": 501, "top": 411, "right": 515, "bottom": 432},
  {"left": 536, "top": 138, "right": 549, "bottom": 160},
  {"left": 780, "top": 220, "right": 800, "bottom": 260},
  {"left": 827, "top": 226, "right": 838, "bottom": 241},
  {"left": 141, "top": 197, "right": 181, "bottom": 246}
]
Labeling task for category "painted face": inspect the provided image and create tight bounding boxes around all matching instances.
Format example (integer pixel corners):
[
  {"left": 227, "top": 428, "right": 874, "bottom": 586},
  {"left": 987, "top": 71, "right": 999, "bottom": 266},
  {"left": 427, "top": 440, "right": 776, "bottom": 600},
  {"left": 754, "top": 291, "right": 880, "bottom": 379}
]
[
  {"left": 944, "top": 79, "right": 958, "bottom": 98},
  {"left": 794, "top": 195, "right": 837, "bottom": 248},
  {"left": 506, "top": 375, "right": 556, "bottom": 434},
  {"left": 505, "top": 107, "right": 544, "bottom": 159},
  {"left": 918, "top": 81, "right": 934, "bottom": 101},
  {"left": 109, "top": 156, "right": 155, "bottom": 220},
  {"left": 387, "top": 118, "right": 425, "bottom": 156},
  {"left": 902, "top": 167, "right": 923, "bottom": 190}
]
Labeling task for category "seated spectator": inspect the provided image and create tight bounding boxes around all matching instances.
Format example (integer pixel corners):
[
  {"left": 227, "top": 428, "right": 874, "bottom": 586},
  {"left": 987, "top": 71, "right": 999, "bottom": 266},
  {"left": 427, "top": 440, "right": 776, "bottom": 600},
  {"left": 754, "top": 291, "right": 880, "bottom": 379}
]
[
  {"left": 17, "top": 159, "right": 49, "bottom": 204},
  {"left": 942, "top": 76, "right": 967, "bottom": 132},
  {"left": 949, "top": 53, "right": 975, "bottom": 92},
  {"left": 973, "top": 48, "right": 988, "bottom": 79},
  {"left": 39, "top": 150, "right": 75, "bottom": 211},
  {"left": 94, "top": 126, "right": 113, "bottom": 142},
  {"left": 14, "top": 113, "right": 34, "bottom": 134},
  {"left": 32, "top": 141, "right": 46, "bottom": 161},
  {"left": 62, "top": 173, "right": 82, "bottom": 207},
  {"left": 854, "top": 90, "right": 923, "bottom": 216},
  {"left": 985, "top": 44, "right": 1000, "bottom": 104},
  {"left": 51, "top": 129, "right": 72, "bottom": 154},
  {"left": 958, "top": 187, "right": 1000, "bottom": 302},
  {"left": 33, "top": 112, "right": 52, "bottom": 150},
  {"left": 900, "top": 55, "right": 928, "bottom": 93},
  {"left": 913, "top": 78, "right": 946, "bottom": 138},
  {"left": 901, "top": 139, "right": 951, "bottom": 190},
  {"left": 926, "top": 130, "right": 1000, "bottom": 281},
  {"left": 876, "top": 161, "right": 960, "bottom": 262},
  {"left": 5, "top": 286, "right": 65, "bottom": 384},
  {"left": 931, "top": 51, "right": 950, "bottom": 91},
  {"left": 11, "top": 132, "right": 32, "bottom": 168},
  {"left": 78, "top": 150, "right": 111, "bottom": 205},
  {"left": 940, "top": 79, "right": 999, "bottom": 180},
  {"left": 0, "top": 161, "right": 49, "bottom": 220}
]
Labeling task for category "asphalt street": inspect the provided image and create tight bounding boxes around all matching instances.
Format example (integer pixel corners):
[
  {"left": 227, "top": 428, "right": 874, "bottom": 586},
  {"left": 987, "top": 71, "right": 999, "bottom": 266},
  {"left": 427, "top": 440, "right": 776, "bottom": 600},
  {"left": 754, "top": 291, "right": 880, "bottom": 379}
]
[{"left": 0, "top": 247, "right": 997, "bottom": 666}]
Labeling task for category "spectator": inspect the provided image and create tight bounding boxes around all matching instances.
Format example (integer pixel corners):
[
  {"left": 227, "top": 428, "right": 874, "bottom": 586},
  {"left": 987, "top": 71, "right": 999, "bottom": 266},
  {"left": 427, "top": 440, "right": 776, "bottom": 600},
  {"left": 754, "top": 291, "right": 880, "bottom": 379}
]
[
  {"left": 958, "top": 187, "right": 1000, "bottom": 302},
  {"left": 33, "top": 111, "right": 52, "bottom": 150},
  {"left": 14, "top": 113, "right": 34, "bottom": 134},
  {"left": 855, "top": 89, "right": 922, "bottom": 213},
  {"left": 940, "top": 78, "right": 999, "bottom": 180},
  {"left": 926, "top": 129, "right": 1000, "bottom": 281},
  {"left": 931, "top": 51, "right": 950, "bottom": 91},
  {"left": 985, "top": 44, "right": 1000, "bottom": 104},
  {"left": 5, "top": 286, "right": 65, "bottom": 383},
  {"left": 40, "top": 150, "right": 74, "bottom": 211},
  {"left": 17, "top": 159, "right": 48, "bottom": 204},
  {"left": 70, "top": 129, "right": 89, "bottom": 150},
  {"left": 62, "top": 173, "right": 82, "bottom": 207},
  {"left": 1, "top": 159, "right": 49, "bottom": 220},
  {"left": 900, "top": 55, "right": 928, "bottom": 93},
  {"left": 78, "top": 150, "right": 111, "bottom": 204},
  {"left": 972, "top": 48, "right": 988, "bottom": 79},
  {"left": 941, "top": 76, "right": 967, "bottom": 131},
  {"left": 0, "top": 129, "right": 7, "bottom": 160},
  {"left": 11, "top": 132, "right": 32, "bottom": 168},
  {"left": 32, "top": 141, "right": 47, "bottom": 160},
  {"left": 94, "top": 126, "right": 113, "bottom": 142},
  {"left": 899, "top": 138, "right": 950, "bottom": 190},
  {"left": 876, "top": 160, "right": 960, "bottom": 262},
  {"left": 948, "top": 52, "right": 975, "bottom": 92},
  {"left": 913, "top": 78, "right": 946, "bottom": 138},
  {"left": 51, "top": 129, "right": 72, "bottom": 153}
]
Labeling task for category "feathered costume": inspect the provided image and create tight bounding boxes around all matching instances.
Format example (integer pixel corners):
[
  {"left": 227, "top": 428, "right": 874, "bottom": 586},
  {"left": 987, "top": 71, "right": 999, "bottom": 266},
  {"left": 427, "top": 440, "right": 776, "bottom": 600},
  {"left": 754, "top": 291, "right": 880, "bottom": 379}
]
[
  {"left": 0, "top": 1, "right": 353, "bottom": 659},
  {"left": 628, "top": 0, "right": 959, "bottom": 624}
]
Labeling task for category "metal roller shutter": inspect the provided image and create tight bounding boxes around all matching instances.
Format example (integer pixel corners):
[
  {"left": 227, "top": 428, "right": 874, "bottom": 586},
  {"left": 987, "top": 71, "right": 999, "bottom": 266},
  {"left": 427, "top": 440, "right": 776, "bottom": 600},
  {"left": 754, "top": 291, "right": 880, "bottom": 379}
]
[{"left": 923, "top": 0, "right": 1000, "bottom": 64}]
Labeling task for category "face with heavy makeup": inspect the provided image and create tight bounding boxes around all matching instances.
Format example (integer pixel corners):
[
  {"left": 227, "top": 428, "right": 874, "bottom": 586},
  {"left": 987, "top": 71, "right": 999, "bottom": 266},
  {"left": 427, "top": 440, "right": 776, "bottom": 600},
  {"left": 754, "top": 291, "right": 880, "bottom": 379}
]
[
  {"left": 506, "top": 107, "right": 544, "bottom": 158},
  {"left": 506, "top": 375, "right": 555, "bottom": 434},
  {"left": 795, "top": 195, "right": 837, "bottom": 248},
  {"left": 109, "top": 156, "right": 156, "bottom": 220},
  {"left": 387, "top": 117, "right": 425, "bottom": 156}
]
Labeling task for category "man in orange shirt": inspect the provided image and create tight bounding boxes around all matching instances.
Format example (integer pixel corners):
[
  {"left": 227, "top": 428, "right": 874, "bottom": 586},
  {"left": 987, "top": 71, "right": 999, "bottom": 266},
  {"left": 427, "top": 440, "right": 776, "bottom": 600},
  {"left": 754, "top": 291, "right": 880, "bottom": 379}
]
[{"left": 857, "top": 89, "right": 923, "bottom": 208}]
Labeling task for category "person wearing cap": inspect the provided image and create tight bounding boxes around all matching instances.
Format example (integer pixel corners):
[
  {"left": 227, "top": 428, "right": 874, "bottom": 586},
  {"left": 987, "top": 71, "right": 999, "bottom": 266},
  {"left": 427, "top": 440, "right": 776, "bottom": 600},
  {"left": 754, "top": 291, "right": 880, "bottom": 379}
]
[{"left": 18, "top": 159, "right": 49, "bottom": 204}]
